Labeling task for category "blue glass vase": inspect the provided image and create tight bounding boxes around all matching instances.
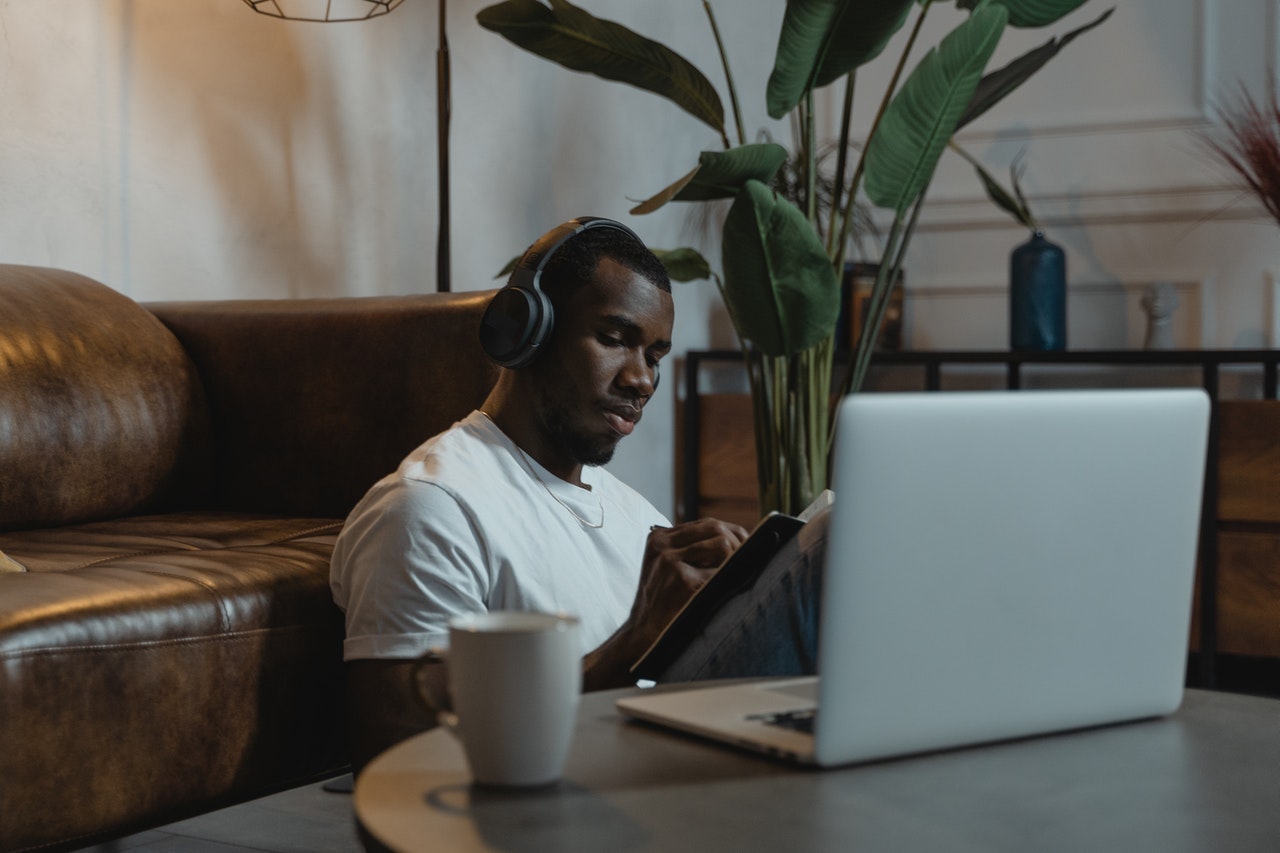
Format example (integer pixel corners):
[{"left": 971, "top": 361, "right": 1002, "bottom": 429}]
[{"left": 1009, "top": 231, "right": 1066, "bottom": 351}]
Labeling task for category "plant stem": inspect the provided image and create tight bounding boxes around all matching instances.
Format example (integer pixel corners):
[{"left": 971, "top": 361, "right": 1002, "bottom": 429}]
[
  {"left": 827, "top": 71, "right": 857, "bottom": 259},
  {"left": 792, "top": 101, "right": 811, "bottom": 222},
  {"left": 849, "top": 217, "right": 904, "bottom": 393},
  {"left": 744, "top": 347, "right": 770, "bottom": 514},
  {"left": 746, "top": 339, "right": 834, "bottom": 516},
  {"left": 831, "top": 192, "right": 925, "bottom": 449},
  {"left": 805, "top": 90, "right": 817, "bottom": 226},
  {"left": 702, "top": 0, "right": 745, "bottom": 148},
  {"left": 806, "top": 338, "right": 833, "bottom": 499},
  {"left": 833, "top": 0, "right": 934, "bottom": 272}
]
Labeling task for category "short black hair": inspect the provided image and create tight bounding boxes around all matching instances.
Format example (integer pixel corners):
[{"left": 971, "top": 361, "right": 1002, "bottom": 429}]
[{"left": 537, "top": 224, "right": 671, "bottom": 307}]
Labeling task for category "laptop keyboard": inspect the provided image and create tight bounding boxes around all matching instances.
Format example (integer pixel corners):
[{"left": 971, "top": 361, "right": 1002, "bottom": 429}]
[{"left": 749, "top": 708, "right": 816, "bottom": 734}]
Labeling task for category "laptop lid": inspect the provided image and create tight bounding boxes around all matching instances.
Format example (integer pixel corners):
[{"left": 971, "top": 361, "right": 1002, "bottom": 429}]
[{"left": 813, "top": 388, "right": 1209, "bottom": 765}]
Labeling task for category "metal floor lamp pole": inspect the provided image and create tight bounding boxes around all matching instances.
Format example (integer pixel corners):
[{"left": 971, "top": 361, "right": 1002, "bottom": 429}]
[{"left": 436, "top": 0, "right": 451, "bottom": 292}]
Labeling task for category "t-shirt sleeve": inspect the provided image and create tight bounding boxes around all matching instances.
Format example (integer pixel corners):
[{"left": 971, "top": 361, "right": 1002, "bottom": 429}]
[{"left": 332, "top": 479, "right": 490, "bottom": 661}]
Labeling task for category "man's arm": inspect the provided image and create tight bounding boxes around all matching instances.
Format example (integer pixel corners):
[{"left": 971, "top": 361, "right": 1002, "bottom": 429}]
[
  {"left": 345, "top": 518, "right": 747, "bottom": 768},
  {"left": 582, "top": 518, "right": 747, "bottom": 691},
  {"left": 336, "top": 481, "right": 488, "bottom": 775},
  {"left": 345, "top": 658, "right": 449, "bottom": 777}
]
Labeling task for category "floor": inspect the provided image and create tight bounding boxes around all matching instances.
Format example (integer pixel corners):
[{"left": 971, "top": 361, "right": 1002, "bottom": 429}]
[{"left": 76, "top": 776, "right": 362, "bottom": 853}]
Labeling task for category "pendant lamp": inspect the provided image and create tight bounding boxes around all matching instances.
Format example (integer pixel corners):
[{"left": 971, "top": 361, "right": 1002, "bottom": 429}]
[{"left": 240, "top": 1, "right": 405, "bottom": 22}]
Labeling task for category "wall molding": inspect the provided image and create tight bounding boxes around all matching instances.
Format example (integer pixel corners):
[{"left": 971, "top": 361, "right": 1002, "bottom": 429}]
[
  {"left": 850, "top": 0, "right": 1253, "bottom": 232},
  {"left": 903, "top": 276, "right": 1214, "bottom": 350},
  {"left": 910, "top": 184, "right": 1263, "bottom": 233}
]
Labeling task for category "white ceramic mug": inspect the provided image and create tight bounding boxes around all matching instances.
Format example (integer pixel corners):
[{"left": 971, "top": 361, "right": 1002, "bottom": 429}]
[{"left": 423, "top": 611, "right": 582, "bottom": 787}]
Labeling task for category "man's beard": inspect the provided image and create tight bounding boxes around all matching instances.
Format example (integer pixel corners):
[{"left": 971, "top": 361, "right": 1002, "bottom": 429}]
[{"left": 543, "top": 400, "right": 618, "bottom": 467}]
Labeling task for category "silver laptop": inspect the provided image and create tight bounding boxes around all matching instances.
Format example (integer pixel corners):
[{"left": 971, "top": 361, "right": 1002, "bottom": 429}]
[{"left": 616, "top": 389, "right": 1210, "bottom": 766}]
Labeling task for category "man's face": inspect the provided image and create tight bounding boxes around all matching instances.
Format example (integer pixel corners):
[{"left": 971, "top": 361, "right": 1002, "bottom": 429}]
[{"left": 531, "top": 257, "right": 674, "bottom": 469}]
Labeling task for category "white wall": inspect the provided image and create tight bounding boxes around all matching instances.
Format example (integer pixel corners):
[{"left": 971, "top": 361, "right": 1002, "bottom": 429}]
[
  {"left": 902, "top": 0, "right": 1280, "bottom": 352},
  {"left": 0, "top": 0, "right": 1274, "bottom": 517}
]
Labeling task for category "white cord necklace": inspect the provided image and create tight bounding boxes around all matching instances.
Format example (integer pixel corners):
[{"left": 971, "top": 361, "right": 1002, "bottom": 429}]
[{"left": 479, "top": 411, "right": 605, "bottom": 529}]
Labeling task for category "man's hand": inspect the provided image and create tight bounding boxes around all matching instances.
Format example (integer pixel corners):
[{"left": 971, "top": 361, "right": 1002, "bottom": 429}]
[
  {"left": 583, "top": 517, "right": 748, "bottom": 691},
  {"left": 631, "top": 519, "right": 750, "bottom": 636}
]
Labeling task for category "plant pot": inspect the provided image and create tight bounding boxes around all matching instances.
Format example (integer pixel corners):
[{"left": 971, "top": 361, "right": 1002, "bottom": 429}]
[
  {"left": 1009, "top": 231, "right": 1066, "bottom": 351},
  {"left": 835, "top": 262, "right": 905, "bottom": 355}
]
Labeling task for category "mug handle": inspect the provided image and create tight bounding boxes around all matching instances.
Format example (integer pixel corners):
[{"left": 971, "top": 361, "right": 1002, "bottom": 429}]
[{"left": 411, "top": 648, "right": 460, "bottom": 733}]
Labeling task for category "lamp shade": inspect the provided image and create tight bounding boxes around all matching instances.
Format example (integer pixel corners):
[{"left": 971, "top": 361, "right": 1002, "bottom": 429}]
[{"left": 242, "top": 0, "right": 404, "bottom": 21}]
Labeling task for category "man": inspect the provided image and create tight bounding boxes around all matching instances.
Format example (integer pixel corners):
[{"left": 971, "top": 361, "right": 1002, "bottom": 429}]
[{"left": 331, "top": 218, "right": 824, "bottom": 773}]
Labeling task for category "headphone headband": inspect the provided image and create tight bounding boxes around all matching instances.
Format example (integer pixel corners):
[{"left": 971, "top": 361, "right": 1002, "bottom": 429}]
[
  {"left": 511, "top": 216, "right": 641, "bottom": 293},
  {"left": 479, "top": 216, "right": 642, "bottom": 369}
]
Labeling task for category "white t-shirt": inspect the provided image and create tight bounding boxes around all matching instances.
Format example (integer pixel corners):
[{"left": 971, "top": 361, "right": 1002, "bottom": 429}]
[{"left": 330, "top": 411, "right": 670, "bottom": 661}]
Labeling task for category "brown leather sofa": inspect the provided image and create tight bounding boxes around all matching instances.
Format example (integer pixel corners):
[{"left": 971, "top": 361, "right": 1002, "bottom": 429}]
[{"left": 0, "top": 264, "right": 497, "bottom": 853}]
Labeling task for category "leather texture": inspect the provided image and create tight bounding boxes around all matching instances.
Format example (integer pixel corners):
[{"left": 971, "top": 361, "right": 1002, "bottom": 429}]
[
  {"left": 0, "top": 266, "right": 500, "bottom": 852},
  {"left": 0, "top": 514, "right": 346, "bottom": 853},
  {"left": 148, "top": 291, "right": 499, "bottom": 517},
  {"left": 0, "top": 265, "right": 209, "bottom": 532}
]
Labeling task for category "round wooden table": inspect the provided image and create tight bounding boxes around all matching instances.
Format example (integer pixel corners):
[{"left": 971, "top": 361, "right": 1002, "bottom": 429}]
[{"left": 354, "top": 686, "right": 1280, "bottom": 852}]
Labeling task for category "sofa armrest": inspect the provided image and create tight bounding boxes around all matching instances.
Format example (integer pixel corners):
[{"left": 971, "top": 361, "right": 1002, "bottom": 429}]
[
  {"left": 147, "top": 291, "right": 499, "bottom": 518},
  {"left": 0, "top": 264, "right": 209, "bottom": 530}
]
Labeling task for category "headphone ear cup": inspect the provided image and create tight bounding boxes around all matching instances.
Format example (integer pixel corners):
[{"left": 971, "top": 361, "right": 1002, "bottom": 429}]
[
  {"left": 482, "top": 216, "right": 641, "bottom": 369},
  {"left": 478, "top": 285, "right": 555, "bottom": 369}
]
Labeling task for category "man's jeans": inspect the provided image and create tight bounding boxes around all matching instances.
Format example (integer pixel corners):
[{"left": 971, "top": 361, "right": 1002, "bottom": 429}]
[{"left": 657, "top": 508, "right": 828, "bottom": 682}]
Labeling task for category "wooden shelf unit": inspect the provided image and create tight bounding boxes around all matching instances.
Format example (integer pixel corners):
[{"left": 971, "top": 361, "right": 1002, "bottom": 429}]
[{"left": 681, "top": 349, "right": 1280, "bottom": 693}]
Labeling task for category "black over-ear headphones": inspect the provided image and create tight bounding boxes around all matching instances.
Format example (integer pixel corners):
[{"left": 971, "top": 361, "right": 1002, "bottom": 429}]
[{"left": 479, "top": 216, "right": 645, "bottom": 370}]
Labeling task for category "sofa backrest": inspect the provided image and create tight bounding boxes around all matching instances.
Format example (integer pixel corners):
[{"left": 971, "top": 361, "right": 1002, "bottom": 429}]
[
  {"left": 0, "top": 265, "right": 209, "bottom": 531},
  {"left": 1, "top": 263, "right": 502, "bottom": 527},
  {"left": 147, "top": 290, "right": 500, "bottom": 518}
]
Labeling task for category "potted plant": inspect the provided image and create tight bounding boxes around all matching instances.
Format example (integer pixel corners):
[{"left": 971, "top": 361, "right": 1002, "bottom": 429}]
[
  {"left": 1201, "top": 77, "right": 1280, "bottom": 229},
  {"left": 478, "top": 0, "right": 1111, "bottom": 516},
  {"left": 957, "top": 147, "right": 1067, "bottom": 350}
]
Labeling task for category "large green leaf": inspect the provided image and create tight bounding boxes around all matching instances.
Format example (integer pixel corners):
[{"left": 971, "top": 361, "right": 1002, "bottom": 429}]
[
  {"left": 864, "top": 3, "right": 1007, "bottom": 215},
  {"left": 956, "top": 7, "right": 1112, "bottom": 130},
  {"left": 630, "top": 143, "right": 790, "bottom": 214},
  {"left": 652, "top": 247, "right": 713, "bottom": 282},
  {"left": 767, "top": 0, "right": 915, "bottom": 119},
  {"left": 476, "top": 0, "right": 724, "bottom": 136},
  {"left": 720, "top": 180, "right": 839, "bottom": 356},
  {"left": 630, "top": 164, "right": 702, "bottom": 215},
  {"left": 957, "top": 0, "right": 1089, "bottom": 28}
]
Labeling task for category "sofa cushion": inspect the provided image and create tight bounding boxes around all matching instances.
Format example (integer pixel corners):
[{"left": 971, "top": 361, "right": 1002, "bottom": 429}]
[
  {"left": 0, "top": 265, "right": 208, "bottom": 532},
  {"left": 0, "top": 513, "right": 348, "bottom": 852}
]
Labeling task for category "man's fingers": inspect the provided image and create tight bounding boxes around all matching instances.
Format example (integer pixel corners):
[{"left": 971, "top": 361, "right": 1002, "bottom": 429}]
[
  {"left": 673, "top": 538, "right": 741, "bottom": 569},
  {"left": 679, "top": 564, "right": 717, "bottom": 592},
  {"left": 650, "top": 517, "right": 749, "bottom": 550}
]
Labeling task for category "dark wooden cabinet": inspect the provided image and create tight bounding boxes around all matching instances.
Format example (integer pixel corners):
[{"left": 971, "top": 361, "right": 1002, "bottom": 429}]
[
  {"left": 1215, "top": 401, "right": 1280, "bottom": 661},
  {"left": 681, "top": 349, "right": 1280, "bottom": 694}
]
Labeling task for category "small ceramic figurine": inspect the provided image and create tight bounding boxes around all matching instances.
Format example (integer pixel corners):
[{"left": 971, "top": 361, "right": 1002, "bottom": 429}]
[{"left": 1141, "top": 282, "right": 1179, "bottom": 350}]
